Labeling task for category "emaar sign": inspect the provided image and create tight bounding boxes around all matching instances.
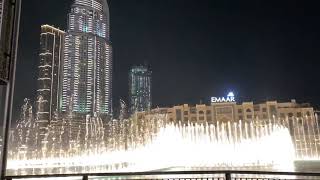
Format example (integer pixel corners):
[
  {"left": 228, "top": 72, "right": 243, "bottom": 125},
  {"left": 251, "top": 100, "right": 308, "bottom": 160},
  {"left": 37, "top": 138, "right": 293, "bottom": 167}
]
[{"left": 211, "top": 92, "right": 236, "bottom": 103}]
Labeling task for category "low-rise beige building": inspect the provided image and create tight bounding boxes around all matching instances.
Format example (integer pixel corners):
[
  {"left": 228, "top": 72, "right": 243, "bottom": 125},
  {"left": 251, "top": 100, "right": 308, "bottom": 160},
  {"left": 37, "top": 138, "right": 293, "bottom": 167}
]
[
  {"left": 134, "top": 100, "right": 319, "bottom": 159},
  {"left": 166, "top": 99, "right": 315, "bottom": 124}
]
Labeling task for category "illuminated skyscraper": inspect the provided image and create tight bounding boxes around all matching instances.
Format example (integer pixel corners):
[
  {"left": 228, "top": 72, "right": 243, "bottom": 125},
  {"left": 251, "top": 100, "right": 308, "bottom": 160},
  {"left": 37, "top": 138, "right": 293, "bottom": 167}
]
[
  {"left": 62, "top": 0, "right": 113, "bottom": 116},
  {"left": 36, "top": 25, "right": 65, "bottom": 138},
  {"left": 129, "top": 65, "right": 152, "bottom": 114}
]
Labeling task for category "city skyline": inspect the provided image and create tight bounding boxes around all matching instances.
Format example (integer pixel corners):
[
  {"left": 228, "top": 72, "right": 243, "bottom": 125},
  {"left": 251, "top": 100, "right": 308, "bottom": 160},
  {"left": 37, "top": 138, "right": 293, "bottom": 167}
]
[
  {"left": 13, "top": 0, "right": 320, "bottom": 120},
  {"left": 2, "top": 0, "right": 320, "bottom": 177}
]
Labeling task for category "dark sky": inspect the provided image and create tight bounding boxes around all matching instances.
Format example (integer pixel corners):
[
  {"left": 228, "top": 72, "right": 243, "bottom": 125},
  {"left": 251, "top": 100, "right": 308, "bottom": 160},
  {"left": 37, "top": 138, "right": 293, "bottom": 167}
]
[{"left": 13, "top": 0, "right": 320, "bottom": 118}]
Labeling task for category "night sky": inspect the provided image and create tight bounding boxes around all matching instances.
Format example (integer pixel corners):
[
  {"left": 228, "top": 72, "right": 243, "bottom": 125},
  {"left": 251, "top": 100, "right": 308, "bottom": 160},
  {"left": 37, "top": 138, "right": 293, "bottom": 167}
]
[{"left": 13, "top": 0, "right": 320, "bottom": 119}]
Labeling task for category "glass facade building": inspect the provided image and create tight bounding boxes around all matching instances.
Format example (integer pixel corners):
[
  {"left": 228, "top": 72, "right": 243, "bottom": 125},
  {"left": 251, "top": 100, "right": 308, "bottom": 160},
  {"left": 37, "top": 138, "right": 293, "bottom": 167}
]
[
  {"left": 0, "top": 0, "right": 21, "bottom": 177},
  {"left": 0, "top": 0, "right": 11, "bottom": 81},
  {"left": 0, "top": 1, "right": 3, "bottom": 35},
  {"left": 62, "top": 0, "right": 112, "bottom": 116},
  {"left": 36, "top": 25, "right": 65, "bottom": 139},
  {"left": 129, "top": 65, "right": 152, "bottom": 114},
  {"left": 0, "top": 0, "right": 4, "bottom": 81}
]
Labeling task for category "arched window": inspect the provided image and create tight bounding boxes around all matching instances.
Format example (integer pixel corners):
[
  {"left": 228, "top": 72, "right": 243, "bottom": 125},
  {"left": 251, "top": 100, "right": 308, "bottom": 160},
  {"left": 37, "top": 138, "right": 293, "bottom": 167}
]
[
  {"left": 199, "top": 111, "right": 204, "bottom": 115},
  {"left": 190, "top": 108, "right": 197, "bottom": 114},
  {"left": 246, "top": 109, "right": 252, "bottom": 113},
  {"left": 306, "top": 111, "right": 311, "bottom": 116}
]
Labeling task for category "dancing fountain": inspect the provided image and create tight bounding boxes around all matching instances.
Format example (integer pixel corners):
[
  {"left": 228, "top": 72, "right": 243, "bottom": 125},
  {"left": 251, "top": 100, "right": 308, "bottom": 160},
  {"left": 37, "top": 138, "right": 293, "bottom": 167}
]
[{"left": 5, "top": 100, "right": 320, "bottom": 176}]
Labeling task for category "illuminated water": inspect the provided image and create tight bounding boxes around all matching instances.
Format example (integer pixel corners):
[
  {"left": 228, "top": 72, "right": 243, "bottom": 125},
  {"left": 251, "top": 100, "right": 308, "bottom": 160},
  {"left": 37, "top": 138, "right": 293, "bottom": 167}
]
[{"left": 6, "top": 100, "right": 320, "bottom": 175}]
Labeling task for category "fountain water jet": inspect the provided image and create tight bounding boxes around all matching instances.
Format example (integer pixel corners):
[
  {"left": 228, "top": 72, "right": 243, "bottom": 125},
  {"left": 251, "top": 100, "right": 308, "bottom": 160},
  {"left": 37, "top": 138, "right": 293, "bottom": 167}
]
[{"left": 5, "top": 101, "right": 320, "bottom": 175}]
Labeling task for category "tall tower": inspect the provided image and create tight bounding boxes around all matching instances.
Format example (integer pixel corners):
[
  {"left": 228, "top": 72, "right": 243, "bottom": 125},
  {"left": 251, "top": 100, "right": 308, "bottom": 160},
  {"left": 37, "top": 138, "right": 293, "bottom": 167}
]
[
  {"left": 36, "top": 25, "right": 65, "bottom": 137},
  {"left": 129, "top": 65, "right": 152, "bottom": 114},
  {"left": 62, "top": 0, "right": 113, "bottom": 117}
]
